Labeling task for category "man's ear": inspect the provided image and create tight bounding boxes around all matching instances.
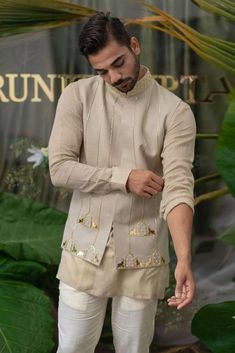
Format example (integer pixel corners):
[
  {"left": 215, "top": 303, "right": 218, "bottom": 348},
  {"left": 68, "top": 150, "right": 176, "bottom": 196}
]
[{"left": 130, "top": 36, "right": 141, "bottom": 55}]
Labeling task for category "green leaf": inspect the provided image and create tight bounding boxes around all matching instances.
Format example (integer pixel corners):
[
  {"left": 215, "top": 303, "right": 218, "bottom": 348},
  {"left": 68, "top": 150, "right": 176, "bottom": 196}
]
[
  {"left": 215, "top": 99, "right": 235, "bottom": 196},
  {"left": 0, "top": 192, "right": 66, "bottom": 265},
  {"left": 0, "top": 279, "right": 54, "bottom": 353},
  {"left": 0, "top": 0, "right": 96, "bottom": 38},
  {"left": 192, "top": 0, "right": 235, "bottom": 22},
  {"left": 0, "top": 252, "right": 46, "bottom": 283},
  {"left": 218, "top": 224, "right": 235, "bottom": 246},
  {"left": 127, "top": 3, "right": 235, "bottom": 75},
  {"left": 192, "top": 301, "right": 235, "bottom": 353}
]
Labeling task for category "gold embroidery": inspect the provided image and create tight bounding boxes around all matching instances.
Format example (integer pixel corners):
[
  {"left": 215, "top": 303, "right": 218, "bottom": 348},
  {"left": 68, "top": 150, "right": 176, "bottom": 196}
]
[
  {"left": 86, "top": 245, "right": 98, "bottom": 262},
  {"left": 117, "top": 250, "right": 165, "bottom": 269},
  {"left": 62, "top": 237, "right": 74, "bottom": 250},
  {"left": 62, "top": 196, "right": 103, "bottom": 266},
  {"left": 129, "top": 221, "right": 156, "bottom": 237},
  {"left": 62, "top": 240, "right": 100, "bottom": 264},
  {"left": 78, "top": 212, "right": 98, "bottom": 229},
  {"left": 117, "top": 260, "right": 125, "bottom": 269},
  {"left": 125, "top": 253, "right": 138, "bottom": 267},
  {"left": 71, "top": 244, "right": 77, "bottom": 253}
]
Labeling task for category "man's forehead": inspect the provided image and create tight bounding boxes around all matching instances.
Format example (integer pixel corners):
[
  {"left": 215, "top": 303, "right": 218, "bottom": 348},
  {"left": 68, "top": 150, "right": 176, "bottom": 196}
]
[{"left": 88, "top": 41, "right": 127, "bottom": 69}]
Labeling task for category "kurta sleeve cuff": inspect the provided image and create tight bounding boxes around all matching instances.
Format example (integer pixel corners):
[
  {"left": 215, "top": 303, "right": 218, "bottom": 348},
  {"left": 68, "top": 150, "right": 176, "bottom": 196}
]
[
  {"left": 110, "top": 167, "right": 132, "bottom": 193},
  {"left": 160, "top": 197, "right": 195, "bottom": 221}
]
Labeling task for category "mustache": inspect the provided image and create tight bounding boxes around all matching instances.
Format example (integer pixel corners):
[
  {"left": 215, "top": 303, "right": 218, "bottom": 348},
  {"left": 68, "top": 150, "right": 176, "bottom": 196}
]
[{"left": 112, "top": 77, "right": 131, "bottom": 87}]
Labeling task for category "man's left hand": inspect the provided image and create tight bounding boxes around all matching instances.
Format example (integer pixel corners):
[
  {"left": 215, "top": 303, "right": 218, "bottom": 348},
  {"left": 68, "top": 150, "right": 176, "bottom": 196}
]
[{"left": 167, "top": 261, "right": 196, "bottom": 310}]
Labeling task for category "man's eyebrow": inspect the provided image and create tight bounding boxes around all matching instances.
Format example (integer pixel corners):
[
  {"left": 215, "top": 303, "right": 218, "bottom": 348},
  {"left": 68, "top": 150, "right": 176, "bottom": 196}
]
[
  {"left": 111, "top": 54, "right": 125, "bottom": 66},
  {"left": 94, "top": 55, "right": 125, "bottom": 72}
]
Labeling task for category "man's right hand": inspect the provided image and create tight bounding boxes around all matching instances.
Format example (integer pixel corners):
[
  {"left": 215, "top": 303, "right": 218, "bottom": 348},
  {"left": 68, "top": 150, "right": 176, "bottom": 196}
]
[{"left": 126, "top": 169, "right": 164, "bottom": 198}]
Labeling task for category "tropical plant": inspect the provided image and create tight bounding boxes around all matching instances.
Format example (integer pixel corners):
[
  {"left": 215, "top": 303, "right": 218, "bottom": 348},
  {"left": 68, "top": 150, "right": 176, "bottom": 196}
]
[
  {"left": 192, "top": 224, "right": 235, "bottom": 353},
  {"left": 192, "top": 0, "right": 235, "bottom": 22},
  {"left": 192, "top": 301, "right": 235, "bottom": 353},
  {"left": 194, "top": 94, "right": 235, "bottom": 205},
  {"left": 191, "top": 91, "right": 235, "bottom": 353},
  {"left": 126, "top": 2, "right": 235, "bottom": 75},
  {"left": 190, "top": 218, "right": 235, "bottom": 353},
  {"left": 215, "top": 95, "right": 235, "bottom": 197},
  {"left": 0, "top": 0, "right": 96, "bottom": 38},
  {"left": 0, "top": 275, "right": 54, "bottom": 353},
  {"left": 0, "top": 192, "right": 115, "bottom": 352},
  {"left": 0, "top": 192, "right": 66, "bottom": 352}
]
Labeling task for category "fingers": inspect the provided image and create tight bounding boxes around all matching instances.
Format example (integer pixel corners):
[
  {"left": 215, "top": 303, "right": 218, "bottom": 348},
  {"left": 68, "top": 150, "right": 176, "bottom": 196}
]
[
  {"left": 143, "top": 185, "right": 159, "bottom": 197},
  {"left": 140, "top": 181, "right": 164, "bottom": 198},
  {"left": 167, "top": 292, "right": 193, "bottom": 310},
  {"left": 177, "top": 295, "right": 193, "bottom": 310},
  {"left": 141, "top": 174, "right": 164, "bottom": 198},
  {"left": 167, "top": 296, "right": 184, "bottom": 308},
  {"left": 141, "top": 192, "right": 153, "bottom": 199},
  {"left": 150, "top": 172, "right": 164, "bottom": 188},
  {"left": 148, "top": 178, "right": 164, "bottom": 192},
  {"left": 167, "top": 282, "right": 195, "bottom": 310},
  {"left": 126, "top": 169, "right": 164, "bottom": 198},
  {"left": 178, "top": 284, "right": 194, "bottom": 309}
]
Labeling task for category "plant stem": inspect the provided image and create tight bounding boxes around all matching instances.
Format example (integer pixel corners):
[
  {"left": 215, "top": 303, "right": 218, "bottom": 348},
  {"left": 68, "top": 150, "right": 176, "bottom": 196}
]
[
  {"left": 194, "top": 187, "right": 229, "bottom": 205},
  {"left": 196, "top": 134, "right": 218, "bottom": 139},
  {"left": 194, "top": 173, "right": 221, "bottom": 186}
]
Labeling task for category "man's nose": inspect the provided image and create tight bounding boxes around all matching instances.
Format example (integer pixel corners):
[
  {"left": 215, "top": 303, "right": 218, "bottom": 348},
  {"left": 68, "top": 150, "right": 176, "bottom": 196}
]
[{"left": 109, "top": 70, "right": 122, "bottom": 85}]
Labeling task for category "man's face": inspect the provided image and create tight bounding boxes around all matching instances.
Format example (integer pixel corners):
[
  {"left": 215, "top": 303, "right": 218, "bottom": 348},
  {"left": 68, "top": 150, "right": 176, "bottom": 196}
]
[{"left": 88, "top": 37, "right": 141, "bottom": 93}]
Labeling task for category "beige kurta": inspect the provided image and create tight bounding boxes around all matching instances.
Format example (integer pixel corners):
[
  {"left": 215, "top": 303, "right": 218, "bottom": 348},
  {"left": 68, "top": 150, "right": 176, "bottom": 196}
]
[
  {"left": 49, "top": 67, "right": 196, "bottom": 299},
  {"left": 57, "top": 227, "right": 169, "bottom": 299}
]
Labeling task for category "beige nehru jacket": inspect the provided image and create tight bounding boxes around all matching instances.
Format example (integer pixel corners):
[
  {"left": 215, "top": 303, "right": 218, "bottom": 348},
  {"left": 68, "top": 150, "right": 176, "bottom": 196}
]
[{"left": 48, "top": 68, "right": 196, "bottom": 285}]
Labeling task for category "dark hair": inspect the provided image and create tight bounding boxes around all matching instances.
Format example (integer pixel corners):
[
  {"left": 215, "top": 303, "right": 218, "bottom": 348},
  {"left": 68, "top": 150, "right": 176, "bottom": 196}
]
[{"left": 78, "top": 12, "right": 131, "bottom": 57}]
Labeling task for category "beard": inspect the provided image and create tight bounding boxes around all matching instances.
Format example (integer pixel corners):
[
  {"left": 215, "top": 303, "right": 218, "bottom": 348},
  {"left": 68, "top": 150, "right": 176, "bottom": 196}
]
[{"left": 112, "top": 55, "right": 140, "bottom": 93}]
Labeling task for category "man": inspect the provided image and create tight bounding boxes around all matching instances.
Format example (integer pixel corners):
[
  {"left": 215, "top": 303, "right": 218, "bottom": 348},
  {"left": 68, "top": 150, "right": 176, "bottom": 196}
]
[{"left": 48, "top": 12, "right": 196, "bottom": 353}]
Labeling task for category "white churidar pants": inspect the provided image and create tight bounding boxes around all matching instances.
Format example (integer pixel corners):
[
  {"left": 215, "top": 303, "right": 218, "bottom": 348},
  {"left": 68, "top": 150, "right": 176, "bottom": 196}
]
[{"left": 57, "top": 281, "right": 158, "bottom": 353}]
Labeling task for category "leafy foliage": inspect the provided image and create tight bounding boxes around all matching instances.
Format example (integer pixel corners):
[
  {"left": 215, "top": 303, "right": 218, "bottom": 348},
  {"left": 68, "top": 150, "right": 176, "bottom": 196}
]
[
  {"left": 0, "top": 252, "right": 46, "bottom": 283},
  {"left": 192, "top": 301, "right": 235, "bottom": 353},
  {"left": 215, "top": 99, "right": 235, "bottom": 197},
  {"left": 0, "top": 0, "right": 96, "bottom": 38},
  {"left": 126, "top": 2, "right": 235, "bottom": 75},
  {"left": 194, "top": 96, "right": 235, "bottom": 205},
  {"left": 0, "top": 279, "right": 54, "bottom": 353},
  {"left": 0, "top": 193, "right": 63, "bottom": 352},
  {"left": 192, "top": 0, "right": 235, "bottom": 22},
  {"left": 218, "top": 224, "right": 235, "bottom": 247},
  {"left": 0, "top": 192, "right": 66, "bottom": 264}
]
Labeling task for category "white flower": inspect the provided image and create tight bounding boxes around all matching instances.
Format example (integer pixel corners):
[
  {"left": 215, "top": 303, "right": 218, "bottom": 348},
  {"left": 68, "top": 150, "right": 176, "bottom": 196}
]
[
  {"left": 41, "top": 147, "right": 48, "bottom": 158},
  {"left": 27, "top": 145, "right": 47, "bottom": 168}
]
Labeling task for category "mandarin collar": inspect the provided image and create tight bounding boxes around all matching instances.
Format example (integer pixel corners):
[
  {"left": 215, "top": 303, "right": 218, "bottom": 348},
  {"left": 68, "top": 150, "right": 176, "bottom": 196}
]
[{"left": 102, "top": 66, "right": 153, "bottom": 98}]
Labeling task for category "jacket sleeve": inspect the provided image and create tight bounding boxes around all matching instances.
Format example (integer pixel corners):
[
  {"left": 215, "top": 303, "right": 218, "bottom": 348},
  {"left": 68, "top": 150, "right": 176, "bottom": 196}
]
[
  {"left": 48, "top": 83, "right": 131, "bottom": 194},
  {"left": 160, "top": 101, "right": 196, "bottom": 220}
]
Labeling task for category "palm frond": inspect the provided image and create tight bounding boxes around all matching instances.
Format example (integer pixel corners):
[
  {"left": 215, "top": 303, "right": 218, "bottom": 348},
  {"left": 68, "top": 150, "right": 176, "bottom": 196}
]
[
  {"left": 0, "top": 0, "right": 96, "bottom": 38},
  {"left": 192, "top": 0, "right": 235, "bottom": 22},
  {"left": 126, "top": 2, "right": 235, "bottom": 75}
]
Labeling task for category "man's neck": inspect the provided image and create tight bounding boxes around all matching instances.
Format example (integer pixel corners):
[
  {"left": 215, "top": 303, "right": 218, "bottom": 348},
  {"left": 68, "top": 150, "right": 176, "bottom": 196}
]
[{"left": 138, "top": 65, "right": 147, "bottom": 80}]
